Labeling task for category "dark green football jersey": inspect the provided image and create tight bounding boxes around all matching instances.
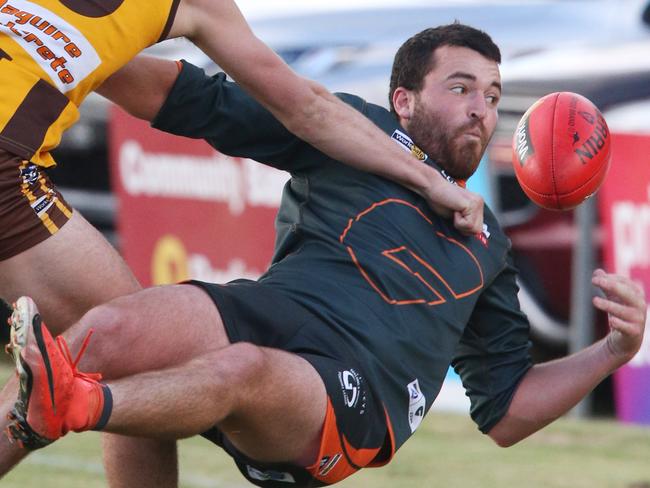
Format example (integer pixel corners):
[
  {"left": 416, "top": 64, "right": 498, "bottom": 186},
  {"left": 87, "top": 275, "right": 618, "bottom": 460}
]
[{"left": 153, "top": 61, "right": 532, "bottom": 452}]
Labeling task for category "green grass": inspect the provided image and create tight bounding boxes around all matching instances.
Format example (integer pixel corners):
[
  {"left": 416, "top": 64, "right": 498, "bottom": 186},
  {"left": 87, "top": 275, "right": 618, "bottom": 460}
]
[{"left": 1, "top": 361, "right": 649, "bottom": 487}]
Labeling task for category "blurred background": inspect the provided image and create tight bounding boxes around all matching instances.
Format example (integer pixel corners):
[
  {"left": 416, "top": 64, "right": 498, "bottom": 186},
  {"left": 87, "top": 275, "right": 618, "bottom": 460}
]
[{"left": 48, "top": 0, "right": 650, "bottom": 423}]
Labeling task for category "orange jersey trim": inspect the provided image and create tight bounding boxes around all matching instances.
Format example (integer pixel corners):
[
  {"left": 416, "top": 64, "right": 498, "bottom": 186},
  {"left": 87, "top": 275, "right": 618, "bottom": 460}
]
[{"left": 340, "top": 199, "right": 484, "bottom": 306}]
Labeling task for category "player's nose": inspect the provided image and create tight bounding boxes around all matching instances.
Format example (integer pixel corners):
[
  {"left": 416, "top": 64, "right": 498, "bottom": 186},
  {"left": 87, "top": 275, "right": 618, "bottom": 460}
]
[{"left": 468, "top": 92, "right": 487, "bottom": 120}]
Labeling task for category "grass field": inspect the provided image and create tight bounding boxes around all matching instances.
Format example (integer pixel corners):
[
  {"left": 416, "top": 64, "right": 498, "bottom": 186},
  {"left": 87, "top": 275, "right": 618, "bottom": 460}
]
[{"left": 1, "top": 361, "right": 649, "bottom": 487}]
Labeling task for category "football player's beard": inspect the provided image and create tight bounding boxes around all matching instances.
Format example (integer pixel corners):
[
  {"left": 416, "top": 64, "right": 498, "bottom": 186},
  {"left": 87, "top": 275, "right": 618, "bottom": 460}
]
[{"left": 408, "top": 103, "right": 489, "bottom": 181}]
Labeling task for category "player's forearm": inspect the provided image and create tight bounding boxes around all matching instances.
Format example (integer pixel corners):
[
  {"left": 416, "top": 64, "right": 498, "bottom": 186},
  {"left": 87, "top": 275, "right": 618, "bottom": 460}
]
[
  {"left": 488, "top": 337, "right": 623, "bottom": 447},
  {"left": 283, "top": 81, "right": 436, "bottom": 196},
  {"left": 97, "top": 56, "right": 179, "bottom": 122},
  {"left": 174, "top": 1, "right": 439, "bottom": 199}
]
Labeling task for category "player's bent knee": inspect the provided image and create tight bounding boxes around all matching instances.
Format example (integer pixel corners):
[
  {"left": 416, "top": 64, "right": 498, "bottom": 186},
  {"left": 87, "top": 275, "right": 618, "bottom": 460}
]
[
  {"left": 69, "top": 301, "right": 135, "bottom": 372},
  {"left": 221, "top": 342, "right": 267, "bottom": 382},
  {"left": 213, "top": 343, "right": 269, "bottom": 406}
]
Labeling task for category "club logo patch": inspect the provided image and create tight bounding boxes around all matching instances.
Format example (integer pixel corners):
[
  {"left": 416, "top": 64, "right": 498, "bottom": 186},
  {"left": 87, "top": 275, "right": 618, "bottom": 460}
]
[
  {"left": 20, "top": 163, "right": 39, "bottom": 186},
  {"left": 338, "top": 369, "right": 367, "bottom": 414},
  {"left": 407, "top": 379, "right": 426, "bottom": 433}
]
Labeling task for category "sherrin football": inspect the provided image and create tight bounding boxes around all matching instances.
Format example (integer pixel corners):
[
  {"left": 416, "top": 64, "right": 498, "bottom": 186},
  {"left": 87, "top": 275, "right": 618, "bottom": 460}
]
[{"left": 511, "top": 92, "right": 611, "bottom": 210}]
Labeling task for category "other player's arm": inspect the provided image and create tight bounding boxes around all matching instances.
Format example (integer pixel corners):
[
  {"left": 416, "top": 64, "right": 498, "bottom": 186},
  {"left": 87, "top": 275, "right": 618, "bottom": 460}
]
[
  {"left": 164, "top": 0, "right": 483, "bottom": 234},
  {"left": 487, "top": 269, "right": 646, "bottom": 447},
  {"left": 97, "top": 56, "right": 179, "bottom": 122}
]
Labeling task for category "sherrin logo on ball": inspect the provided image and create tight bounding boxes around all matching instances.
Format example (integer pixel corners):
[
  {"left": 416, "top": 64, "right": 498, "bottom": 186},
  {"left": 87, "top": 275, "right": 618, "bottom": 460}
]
[{"left": 511, "top": 92, "right": 612, "bottom": 211}]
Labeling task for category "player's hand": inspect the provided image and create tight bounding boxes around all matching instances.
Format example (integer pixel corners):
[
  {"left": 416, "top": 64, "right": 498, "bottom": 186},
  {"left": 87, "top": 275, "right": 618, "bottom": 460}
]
[
  {"left": 421, "top": 171, "right": 484, "bottom": 235},
  {"left": 592, "top": 269, "right": 647, "bottom": 362}
]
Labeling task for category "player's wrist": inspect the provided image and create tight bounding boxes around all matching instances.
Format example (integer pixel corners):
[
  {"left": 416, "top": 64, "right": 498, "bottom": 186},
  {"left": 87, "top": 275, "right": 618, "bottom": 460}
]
[
  {"left": 407, "top": 162, "right": 442, "bottom": 199},
  {"left": 603, "top": 333, "right": 634, "bottom": 369}
]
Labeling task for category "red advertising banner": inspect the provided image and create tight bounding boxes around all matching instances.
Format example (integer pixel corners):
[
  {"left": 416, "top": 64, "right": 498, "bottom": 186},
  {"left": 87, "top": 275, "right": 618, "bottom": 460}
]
[
  {"left": 109, "top": 106, "right": 288, "bottom": 287},
  {"left": 599, "top": 133, "right": 650, "bottom": 424}
]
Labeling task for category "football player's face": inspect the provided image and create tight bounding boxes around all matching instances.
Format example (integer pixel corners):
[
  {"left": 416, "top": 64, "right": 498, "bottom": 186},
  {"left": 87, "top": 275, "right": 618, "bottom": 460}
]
[{"left": 403, "top": 46, "right": 501, "bottom": 180}]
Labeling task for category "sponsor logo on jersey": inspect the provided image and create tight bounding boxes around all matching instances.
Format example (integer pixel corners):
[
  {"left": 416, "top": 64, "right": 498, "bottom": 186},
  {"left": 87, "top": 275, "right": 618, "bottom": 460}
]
[
  {"left": 407, "top": 379, "right": 426, "bottom": 433},
  {"left": 337, "top": 368, "right": 367, "bottom": 414},
  {"left": 318, "top": 453, "right": 342, "bottom": 477},
  {"left": 390, "top": 130, "right": 471, "bottom": 190},
  {"left": 246, "top": 465, "right": 296, "bottom": 483},
  {"left": 391, "top": 129, "right": 429, "bottom": 162},
  {"left": 0, "top": 0, "right": 101, "bottom": 91},
  {"left": 31, "top": 191, "right": 55, "bottom": 216}
]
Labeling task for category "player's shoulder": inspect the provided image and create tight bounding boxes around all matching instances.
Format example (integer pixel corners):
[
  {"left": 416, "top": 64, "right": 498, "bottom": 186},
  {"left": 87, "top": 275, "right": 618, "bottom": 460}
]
[
  {"left": 334, "top": 92, "right": 365, "bottom": 107},
  {"left": 334, "top": 92, "right": 386, "bottom": 115},
  {"left": 335, "top": 92, "right": 397, "bottom": 131}
]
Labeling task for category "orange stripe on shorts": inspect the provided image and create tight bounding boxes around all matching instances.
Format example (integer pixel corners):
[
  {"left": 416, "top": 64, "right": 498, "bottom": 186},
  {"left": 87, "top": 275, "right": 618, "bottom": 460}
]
[{"left": 306, "top": 398, "right": 382, "bottom": 485}]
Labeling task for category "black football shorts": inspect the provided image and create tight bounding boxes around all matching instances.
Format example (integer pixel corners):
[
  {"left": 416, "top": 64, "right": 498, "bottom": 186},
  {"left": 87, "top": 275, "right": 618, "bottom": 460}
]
[{"left": 190, "top": 279, "right": 393, "bottom": 487}]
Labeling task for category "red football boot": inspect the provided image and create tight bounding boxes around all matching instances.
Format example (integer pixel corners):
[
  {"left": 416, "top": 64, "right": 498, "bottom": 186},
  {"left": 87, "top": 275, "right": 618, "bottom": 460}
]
[{"left": 5, "top": 296, "right": 112, "bottom": 450}]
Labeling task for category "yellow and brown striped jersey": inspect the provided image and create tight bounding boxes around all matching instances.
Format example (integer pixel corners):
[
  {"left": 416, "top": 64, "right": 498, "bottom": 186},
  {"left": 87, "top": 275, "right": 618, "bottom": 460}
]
[{"left": 0, "top": 0, "right": 180, "bottom": 167}]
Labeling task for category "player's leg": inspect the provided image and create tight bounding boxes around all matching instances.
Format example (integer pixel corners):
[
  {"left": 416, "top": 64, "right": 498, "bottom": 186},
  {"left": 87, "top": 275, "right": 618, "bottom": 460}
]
[
  {"left": 103, "top": 345, "right": 327, "bottom": 465},
  {"left": 67, "top": 284, "right": 231, "bottom": 378},
  {"left": 101, "top": 435, "right": 178, "bottom": 488},
  {"left": 0, "top": 211, "right": 142, "bottom": 476},
  {"left": 68, "top": 283, "right": 380, "bottom": 478},
  {"left": 5, "top": 285, "right": 327, "bottom": 466},
  {"left": 60, "top": 284, "right": 229, "bottom": 488},
  {"left": 1, "top": 285, "right": 226, "bottom": 483},
  {"left": 0, "top": 153, "right": 168, "bottom": 484},
  {"left": 81, "top": 285, "right": 328, "bottom": 463},
  {"left": 0, "top": 211, "right": 140, "bottom": 334},
  {"left": 0, "top": 154, "right": 153, "bottom": 482}
]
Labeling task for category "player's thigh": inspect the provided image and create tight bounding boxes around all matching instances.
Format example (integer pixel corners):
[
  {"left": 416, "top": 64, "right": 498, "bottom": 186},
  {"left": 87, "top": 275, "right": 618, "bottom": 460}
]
[
  {"left": 0, "top": 211, "right": 140, "bottom": 334},
  {"left": 217, "top": 347, "right": 327, "bottom": 466},
  {"left": 71, "top": 284, "right": 231, "bottom": 378}
]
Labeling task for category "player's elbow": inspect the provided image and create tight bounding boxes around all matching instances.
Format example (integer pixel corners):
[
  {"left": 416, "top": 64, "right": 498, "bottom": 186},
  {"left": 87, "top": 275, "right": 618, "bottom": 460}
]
[
  {"left": 488, "top": 430, "right": 519, "bottom": 448},
  {"left": 486, "top": 418, "right": 524, "bottom": 448}
]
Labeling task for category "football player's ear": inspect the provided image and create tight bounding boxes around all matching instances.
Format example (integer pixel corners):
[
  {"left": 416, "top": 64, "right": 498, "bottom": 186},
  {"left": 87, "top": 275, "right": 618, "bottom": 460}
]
[{"left": 392, "top": 87, "right": 415, "bottom": 121}]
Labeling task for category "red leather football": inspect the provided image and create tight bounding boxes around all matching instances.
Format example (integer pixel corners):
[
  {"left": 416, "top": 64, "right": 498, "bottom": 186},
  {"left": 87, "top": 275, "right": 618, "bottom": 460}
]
[{"left": 511, "top": 92, "right": 611, "bottom": 210}]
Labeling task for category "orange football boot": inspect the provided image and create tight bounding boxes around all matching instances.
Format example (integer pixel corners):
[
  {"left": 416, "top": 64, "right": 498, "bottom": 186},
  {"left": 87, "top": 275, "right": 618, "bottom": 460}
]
[{"left": 5, "top": 297, "right": 112, "bottom": 450}]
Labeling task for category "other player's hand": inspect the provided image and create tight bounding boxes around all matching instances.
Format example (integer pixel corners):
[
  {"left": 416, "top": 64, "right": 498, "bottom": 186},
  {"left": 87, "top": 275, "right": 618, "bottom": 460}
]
[
  {"left": 592, "top": 269, "right": 647, "bottom": 362},
  {"left": 422, "top": 172, "right": 484, "bottom": 235}
]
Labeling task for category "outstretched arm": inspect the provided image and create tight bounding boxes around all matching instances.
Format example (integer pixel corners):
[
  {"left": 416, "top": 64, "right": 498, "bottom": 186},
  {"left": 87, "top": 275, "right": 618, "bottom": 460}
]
[
  {"left": 488, "top": 269, "right": 647, "bottom": 447},
  {"left": 160, "top": 0, "right": 483, "bottom": 234}
]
